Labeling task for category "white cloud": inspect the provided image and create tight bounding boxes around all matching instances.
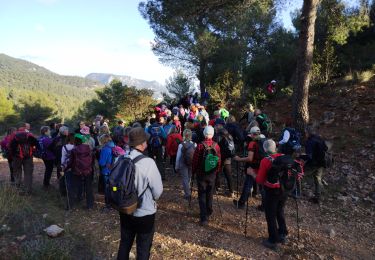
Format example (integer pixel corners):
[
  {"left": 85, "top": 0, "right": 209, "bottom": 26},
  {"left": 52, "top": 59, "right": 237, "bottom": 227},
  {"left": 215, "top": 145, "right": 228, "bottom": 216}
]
[{"left": 136, "top": 38, "right": 152, "bottom": 49}]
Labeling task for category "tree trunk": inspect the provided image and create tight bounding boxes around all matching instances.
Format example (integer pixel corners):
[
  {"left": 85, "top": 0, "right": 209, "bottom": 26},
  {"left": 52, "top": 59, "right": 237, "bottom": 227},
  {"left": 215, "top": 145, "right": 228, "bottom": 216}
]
[
  {"left": 292, "top": 0, "right": 320, "bottom": 133},
  {"left": 199, "top": 58, "right": 206, "bottom": 96}
]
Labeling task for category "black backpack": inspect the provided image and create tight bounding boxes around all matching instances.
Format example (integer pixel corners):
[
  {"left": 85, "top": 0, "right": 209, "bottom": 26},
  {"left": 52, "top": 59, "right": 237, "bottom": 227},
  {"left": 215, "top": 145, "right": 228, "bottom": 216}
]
[
  {"left": 314, "top": 137, "right": 333, "bottom": 168},
  {"left": 219, "top": 136, "right": 235, "bottom": 159},
  {"left": 281, "top": 128, "right": 301, "bottom": 151},
  {"left": 108, "top": 154, "right": 148, "bottom": 214},
  {"left": 266, "top": 155, "right": 303, "bottom": 193}
]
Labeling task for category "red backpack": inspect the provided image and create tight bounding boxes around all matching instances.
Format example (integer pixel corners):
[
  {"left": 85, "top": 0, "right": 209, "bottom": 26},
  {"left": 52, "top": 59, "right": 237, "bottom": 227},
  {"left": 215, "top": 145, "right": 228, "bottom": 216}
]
[{"left": 13, "top": 132, "right": 34, "bottom": 159}]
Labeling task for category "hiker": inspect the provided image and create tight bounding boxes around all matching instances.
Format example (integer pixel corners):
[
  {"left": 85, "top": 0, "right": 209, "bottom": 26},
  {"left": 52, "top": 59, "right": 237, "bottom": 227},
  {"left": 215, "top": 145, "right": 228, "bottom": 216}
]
[
  {"left": 225, "top": 115, "right": 245, "bottom": 151},
  {"left": 61, "top": 133, "right": 75, "bottom": 210},
  {"left": 218, "top": 104, "right": 230, "bottom": 121},
  {"left": 197, "top": 104, "right": 209, "bottom": 125},
  {"left": 80, "top": 126, "right": 96, "bottom": 151},
  {"left": 266, "top": 80, "right": 277, "bottom": 95},
  {"left": 175, "top": 129, "right": 196, "bottom": 200},
  {"left": 166, "top": 126, "right": 183, "bottom": 173},
  {"left": 217, "top": 128, "right": 235, "bottom": 197},
  {"left": 304, "top": 124, "right": 328, "bottom": 204},
  {"left": 192, "top": 126, "right": 221, "bottom": 226},
  {"left": 112, "top": 120, "right": 125, "bottom": 146},
  {"left": 8, "top": 127, "right": 38, "bottom": 194},
  {"left": 233, "top": 126, "right": 264, "bottom": 209},
  {"left": 1, "top": 127, "right": 17, "bottom": 183},
  {"left": 278, "top": 118, "right": 301, "bottom": 156},
  {"left": 254, "top": 109, "right": 272, "bottom": 137},
  {"left": 117, "top": 127, "right": 163, "bottom": 260},
  {"left": 38, "top": 126, "right": 56, "bottom": 189},
  {"left": 147, "top": 118, "right": 167, "bottom": 180},
  {"left": 53, "top": 126, "right": 69, "bottom": 180},
  {"left": 254, "top": 139, "right": 288, "bottom": 250},
  {"left": 99, "top": 134, "right": 115, "bottom": 211},
  {"left": 67, "top": 134, "right": 94, "bottom": 209},
  {"left": 239, "top": 104, "right": 255, "bottom": 125}
]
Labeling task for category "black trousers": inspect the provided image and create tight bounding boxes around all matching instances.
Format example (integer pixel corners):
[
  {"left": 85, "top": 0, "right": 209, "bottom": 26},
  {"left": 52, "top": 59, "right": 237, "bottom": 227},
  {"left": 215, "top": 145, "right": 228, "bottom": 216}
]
[
  {"left": 197, "top": 173, "right": 216, "bottom": 222},
  {"left": 71, "top": 174, "right": 94, "bottom": 209},
  {"left": 117, "top": 213, "right": 155, "bottom": 260},
  {"left": 264, "top": 187, "right": 288, "bottom": 243},
  {"left": 42, "top": 159, "right": 55, "bottom": 187}
]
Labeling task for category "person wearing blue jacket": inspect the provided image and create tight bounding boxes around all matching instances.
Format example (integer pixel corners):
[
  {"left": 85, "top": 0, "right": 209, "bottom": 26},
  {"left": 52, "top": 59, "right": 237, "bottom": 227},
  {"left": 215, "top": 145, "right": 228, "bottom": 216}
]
[{"left": 99, "top": 134, "right": 115, "bottom": 210}]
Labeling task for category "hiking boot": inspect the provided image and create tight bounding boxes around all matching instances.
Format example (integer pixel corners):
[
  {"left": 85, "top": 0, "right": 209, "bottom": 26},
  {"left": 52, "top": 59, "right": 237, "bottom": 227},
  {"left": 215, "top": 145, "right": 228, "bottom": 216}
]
[
  {"left": 233, "top": 200, "right": 245, "bottom": 209},
  {"left": 199, "top": 220, "right": 208, "bottom": 226},
  {"left": 256, "top": 205, "right": 265, "bottom": 212},
  {"left": 262, "top": 239, "right": 278, "bottom": 250},
  {"left": 278, "top": 234, "right": 287, "bottom": 244}
]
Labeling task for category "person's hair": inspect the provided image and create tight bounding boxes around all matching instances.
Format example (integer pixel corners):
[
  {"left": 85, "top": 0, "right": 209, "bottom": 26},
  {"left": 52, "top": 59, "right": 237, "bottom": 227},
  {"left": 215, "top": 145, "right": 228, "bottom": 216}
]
[
  {"left": 40, "top": 126, "right": 50, "bottom": 135},
  {"left": 7, "top": 127, "right": 17, "bottom": 135},
  {"left": 66, "top": 133, "right": 75, "bottom": 144},
  {"left": 132, "top": 122, "right": 142, "bottom": 128},
  {"left": 226, "top": 115, "right": 236, "bottom": 124},
  {"left": 150, "top": 118, "right": 156, "bottom": 125},
  {"left": 263, "top": 139, "right": 276, "bottom": 153},
  {"left": 99, "top": 134, "right": 112, "bottom": 145},
  {"left": 169, "top": 125, "right": 178, "bottom": 134},
  {"left": 183, "top": 129, "right": 192, "bottom": 141},
  {"left": 99, "top": 125, "right": 110, "bottom": 135},
  {"left": 220, "top": 128, "right": 232, "bottom": 140},
  {"left": 118, "top": 120, "right": 123, "bottom": 125},
  {"left": 284, "top": 117, "right": 292, "bottom": 127},
  {"left": 74, "top": 137, "right": 83, "bottom": 146},
  {"left": 305, "top": 124, "right": 318, "bottom": 136},
  {"left": 254, "top": 109, "right": 262, "bottom": 116}
]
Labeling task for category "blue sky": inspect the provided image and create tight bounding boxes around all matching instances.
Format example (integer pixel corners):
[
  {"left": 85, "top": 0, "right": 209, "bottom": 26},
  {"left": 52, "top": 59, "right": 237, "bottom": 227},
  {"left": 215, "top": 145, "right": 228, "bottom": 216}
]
[{"left": 0, "top": 0, "right": 306, "bottom": 83}]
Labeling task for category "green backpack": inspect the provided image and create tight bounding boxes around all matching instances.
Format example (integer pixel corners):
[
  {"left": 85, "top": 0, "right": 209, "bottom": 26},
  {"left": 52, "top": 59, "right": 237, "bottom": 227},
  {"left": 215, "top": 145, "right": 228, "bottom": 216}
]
[
  {"left": 220, "top": 109, "right": 230, "bottom": 120},
  {"left": 202, "top": 142, "right": 219, "bottom": 174}
]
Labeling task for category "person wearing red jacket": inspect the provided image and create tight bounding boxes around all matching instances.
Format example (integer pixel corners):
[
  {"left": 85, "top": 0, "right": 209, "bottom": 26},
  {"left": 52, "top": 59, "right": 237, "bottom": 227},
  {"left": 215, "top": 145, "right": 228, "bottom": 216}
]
[
  {"left": 251, "top": 139, "right": 288, "bottom": 250},
  {"left": 192, "top": 126, "right": 221, "bottom": 226},
  {"left": 165, "top": 126, "right": 183, "bottom": 173}
]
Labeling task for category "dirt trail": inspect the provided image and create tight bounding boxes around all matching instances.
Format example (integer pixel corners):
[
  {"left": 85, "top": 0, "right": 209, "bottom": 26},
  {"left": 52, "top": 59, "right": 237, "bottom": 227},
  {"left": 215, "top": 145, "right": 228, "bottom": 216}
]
[{"left": 0, "top": 159, "right": 374, "bottom": 259}]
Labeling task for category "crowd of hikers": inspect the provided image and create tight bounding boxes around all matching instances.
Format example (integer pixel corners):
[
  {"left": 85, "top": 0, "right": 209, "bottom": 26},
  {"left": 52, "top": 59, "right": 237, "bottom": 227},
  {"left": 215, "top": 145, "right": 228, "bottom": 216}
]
[{"left": 0, "top": 88, "right": 334, "bottom": 258}]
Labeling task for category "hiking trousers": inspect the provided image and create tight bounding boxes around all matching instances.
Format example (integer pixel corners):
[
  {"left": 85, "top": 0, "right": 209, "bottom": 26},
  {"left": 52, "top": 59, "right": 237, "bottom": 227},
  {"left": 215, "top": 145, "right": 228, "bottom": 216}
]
[
  {"left": 150, "top": 147, "right": 164, "bottom": 180},
  {"left": 305, "top": 166, "right": 324, "bottom": 199},
  {"left": 197, "top": 173, "right": 216, "bottom": 222},
  {"left": 264, "top": 187, "right": 288, "bottom": 243},
  {"left": 7, "top": 158, "right": 15, "bottom": 182},
  {"left": 118, "top": 213, "right": 155, "bottom": 260},
  {"left": 42, "top": 159, "right": 54, "bottom": 187},
  {"left": 179, "top": 165, "right": 191, "bottom": 197},
  {"left": 12, "top": 157, "right": 33, "bottom": 193},
  {"left": 71, "top": 174, "right": 94, "bottom": 209}
]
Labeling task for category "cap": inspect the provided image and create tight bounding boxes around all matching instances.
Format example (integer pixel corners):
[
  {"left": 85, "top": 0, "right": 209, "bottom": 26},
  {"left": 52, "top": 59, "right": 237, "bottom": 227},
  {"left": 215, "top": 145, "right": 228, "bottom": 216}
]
[{"left": 249, "top": 126, "right": 260, "bottom": 134}]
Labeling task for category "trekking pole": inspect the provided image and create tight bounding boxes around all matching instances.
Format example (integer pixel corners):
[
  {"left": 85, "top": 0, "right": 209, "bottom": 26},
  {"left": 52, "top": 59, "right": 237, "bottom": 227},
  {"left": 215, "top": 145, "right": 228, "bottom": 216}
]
[
  {"left": 294, "top": 188, "right": 300, "bottom": 240},
  {"left": 65, "top": 173, "right": 71, "bottom": 210},
  {"left": 244, "top": 187, "right": 253, "bottom": 237},
  {"left": 214, "top": 188, "right": 223, "bottom": 220},
  {"left": 189, "top": 178, "right": 194, "bottom": 208},
  {"left": 236, "top": 161, "right": 239, "bottom": 199}
]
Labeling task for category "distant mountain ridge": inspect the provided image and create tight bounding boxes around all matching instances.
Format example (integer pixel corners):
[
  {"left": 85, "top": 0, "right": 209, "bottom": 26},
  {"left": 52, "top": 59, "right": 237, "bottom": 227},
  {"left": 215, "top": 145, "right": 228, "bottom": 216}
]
[{"left": 86, "top": 73, "right": 167, "bottom": 99}]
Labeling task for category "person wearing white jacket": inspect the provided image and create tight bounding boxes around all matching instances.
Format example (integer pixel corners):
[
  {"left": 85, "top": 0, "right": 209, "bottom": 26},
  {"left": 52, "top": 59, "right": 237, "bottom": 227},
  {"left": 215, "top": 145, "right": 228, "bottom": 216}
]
[
  {"left": 117, "top": 127, "right": 163, "bottom": 260},
  {"left": 175, "top": 129, "right": 196, "bottom": 200}
]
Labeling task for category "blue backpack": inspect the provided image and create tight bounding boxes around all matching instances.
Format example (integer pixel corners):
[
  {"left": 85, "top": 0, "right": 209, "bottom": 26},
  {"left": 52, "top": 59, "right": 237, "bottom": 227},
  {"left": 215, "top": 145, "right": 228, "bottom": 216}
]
[
  {"left": 149, "top": 126, "right": 163, "bottom": 148},
  {"left": 108, "top": 154, "right": 148, "bottom": 214},
  {"left": 35, "top": 136, "right": 47, "bottom": 159}
]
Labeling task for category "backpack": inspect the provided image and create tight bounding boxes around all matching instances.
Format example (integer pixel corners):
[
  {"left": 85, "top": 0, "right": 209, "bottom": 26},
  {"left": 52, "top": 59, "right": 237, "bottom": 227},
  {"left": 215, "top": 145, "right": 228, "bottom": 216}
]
[
  {"left": 202, "top": 142, "right": 219, "bottom": 174},
  {"left": 62, "top": 145, "right": 72, "bottom": 168},
  {"left": 280, "top": 128, "right": 301, "bottom": 152},
  {"left": 108, "top": 154, "right": 147, "bottom": 214},
  {"left": 35, "top": 136, "right": 48, "bottom": 159},
  {"left": 314, "top": 137, "right": 333, "bottom": 168},
  {"left": 149, "top": 126, "right": 163, "bottom": 148},
  {"left": 14, "top": 132, "right": 33, "bottom": 159},
  {"left": 182, "top": 142, "right": 195, "bottom": 166},
  {"left": 220, "top": 136, "right": 235, "bottom": 159},
  {"left": 266, "top": 155, "right": 303, "bottom": 193},
  {"left": 248, "top": 138, "right": 266, "bottom": 168},
  {"left": 71, "top": 146, "right": 93, "bottom": 176},
  {"left": 220, "top": 109, "right": 230, "bottom": 120},
  {"left": 256, "top": 113, "right": 272, "bottom": 135}
]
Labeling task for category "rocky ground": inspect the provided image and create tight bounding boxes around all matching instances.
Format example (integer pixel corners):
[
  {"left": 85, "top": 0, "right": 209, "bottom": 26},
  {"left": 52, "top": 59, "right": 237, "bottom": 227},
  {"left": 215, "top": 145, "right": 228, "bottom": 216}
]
[{"left": 0, "top": 79, "right": 374, "bottom": 259}]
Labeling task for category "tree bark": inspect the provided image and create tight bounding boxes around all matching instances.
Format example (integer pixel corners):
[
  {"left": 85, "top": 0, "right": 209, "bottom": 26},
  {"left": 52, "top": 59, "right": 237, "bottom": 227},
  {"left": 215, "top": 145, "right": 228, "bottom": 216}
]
[
  {"left": 292, "top": 0, "right": 320, "bottom": 133},
  {"left": 198, "top": 58, "right": 207, "bottom": 95}
]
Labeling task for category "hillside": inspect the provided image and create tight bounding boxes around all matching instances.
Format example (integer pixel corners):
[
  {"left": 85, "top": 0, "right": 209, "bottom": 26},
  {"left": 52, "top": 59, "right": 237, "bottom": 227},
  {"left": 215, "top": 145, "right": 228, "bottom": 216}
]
[
  {"left": 0, "top": 79, "right": 374, "bottom": 259},
  {"left": 86, "top": 73, "right": 167, "bottom": 99},
  {"left": 0, "top": 54, "right": 101, "bottom": 126}
]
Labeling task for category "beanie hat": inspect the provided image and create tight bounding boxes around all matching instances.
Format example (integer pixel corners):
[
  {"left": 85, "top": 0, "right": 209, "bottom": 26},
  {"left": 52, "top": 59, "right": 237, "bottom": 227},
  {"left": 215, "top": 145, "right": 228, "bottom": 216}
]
[
  {"left": 203, "top": 125, "right": 214, "bottom": 138},
  {"left": 128, "top": 127, "right": 148, "bottom": 147}
]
